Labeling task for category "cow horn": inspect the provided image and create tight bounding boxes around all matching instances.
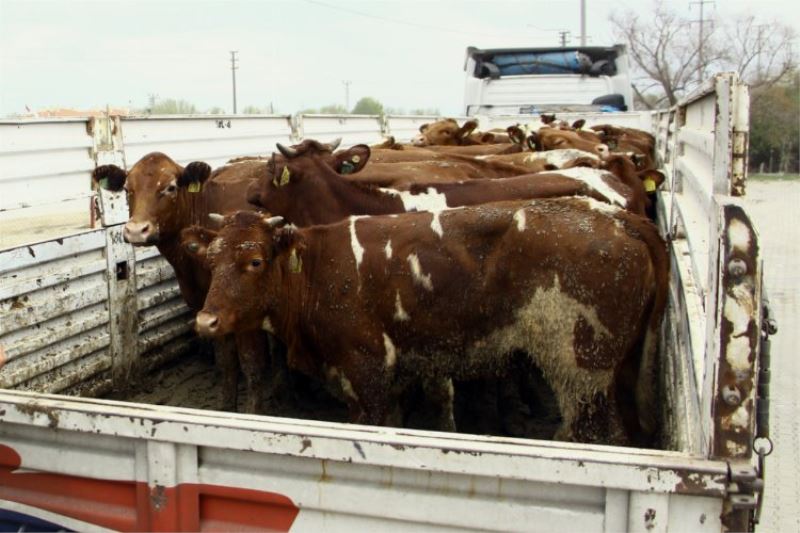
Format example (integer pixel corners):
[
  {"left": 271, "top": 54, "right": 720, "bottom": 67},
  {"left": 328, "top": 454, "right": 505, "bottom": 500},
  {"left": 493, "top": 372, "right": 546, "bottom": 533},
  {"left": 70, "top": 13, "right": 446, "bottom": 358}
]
[
  {"left": 276, "top": 143, "right": 298, "bottom": 158},
  {"left": 208, "top": 213, "right": 225, "bottom": 223},
  {"left": 328, "top": 137, "right": 342, "bottom": 151},
  {"left": 263, "top": 215, "right": 285, "bottom": 227}
]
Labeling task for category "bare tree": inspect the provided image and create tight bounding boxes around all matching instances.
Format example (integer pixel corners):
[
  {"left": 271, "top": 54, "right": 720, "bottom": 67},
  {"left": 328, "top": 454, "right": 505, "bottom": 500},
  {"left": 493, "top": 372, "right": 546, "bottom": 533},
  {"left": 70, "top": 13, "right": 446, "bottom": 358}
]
[
  {"left": 611, "top": 2, "right": 796, "bottom": 108},
  {"left": 721, "top": 15, "right": 797, "bottom": 89}
]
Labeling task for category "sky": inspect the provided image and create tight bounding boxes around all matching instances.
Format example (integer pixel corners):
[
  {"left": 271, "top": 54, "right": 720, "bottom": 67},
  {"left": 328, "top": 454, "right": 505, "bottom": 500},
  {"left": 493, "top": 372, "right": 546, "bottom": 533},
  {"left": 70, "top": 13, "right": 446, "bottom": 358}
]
[{"left": 1, "top": 0, "right": 798, "bottom": 117}]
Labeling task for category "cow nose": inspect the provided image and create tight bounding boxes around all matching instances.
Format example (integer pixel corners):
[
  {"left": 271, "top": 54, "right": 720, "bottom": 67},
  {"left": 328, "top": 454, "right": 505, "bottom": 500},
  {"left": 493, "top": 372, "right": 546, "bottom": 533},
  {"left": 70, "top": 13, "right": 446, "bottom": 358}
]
[
  {"left": 196, "top": 311, "right": 220, "bottom": 336},
  {"left": 596, "top": 144, "right": 610, "bottom": 158},
  {"left": 124, "top": 221, "right": 153, "bottom": 244}
]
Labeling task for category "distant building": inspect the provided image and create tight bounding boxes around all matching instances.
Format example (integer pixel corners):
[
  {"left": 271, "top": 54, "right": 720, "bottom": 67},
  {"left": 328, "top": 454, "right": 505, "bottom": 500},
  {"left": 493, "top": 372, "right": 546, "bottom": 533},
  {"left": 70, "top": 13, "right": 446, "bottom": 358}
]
[{"left": 32, "top": 107, "right": 132, "bottom": 118}]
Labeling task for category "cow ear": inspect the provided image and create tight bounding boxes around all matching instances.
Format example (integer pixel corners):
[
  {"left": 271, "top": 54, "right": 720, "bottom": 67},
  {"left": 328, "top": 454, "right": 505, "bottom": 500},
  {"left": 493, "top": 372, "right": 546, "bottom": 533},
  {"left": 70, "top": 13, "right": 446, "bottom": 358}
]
[
  {"left": 571, "top": 119, "right": 586, "bottom": 130},
  {"left": 335, "top": 145, "right": 370, "bottom": 175},
  {"left": 526, "top": 132, "right": 542, "bottom": 152},
  {"left": 180, "top": 226, "right": 218, "bottom": 262},
  {"left": 419, "top": 123, "right": 429, "bottom": 133},
  {"left": 457, "top": 120, "right": 478, "bottom": 140},
  {"left": 507, "top": 125, "right": 525, "bottom": 145},
  {"left": 178, "top": 161, "right": 212, "bottom": 188},
  {"left": 272, "top": 224, "right": 302, "bottom": 253},
  {"left": 93, "top": 164, "right": 127, "bottom": 192},
  {"left": 541, "top": 114, "right": 556, "bottom": 125},
  {"left": 639, "top": 169, "right": 665, "bottom": 192}
]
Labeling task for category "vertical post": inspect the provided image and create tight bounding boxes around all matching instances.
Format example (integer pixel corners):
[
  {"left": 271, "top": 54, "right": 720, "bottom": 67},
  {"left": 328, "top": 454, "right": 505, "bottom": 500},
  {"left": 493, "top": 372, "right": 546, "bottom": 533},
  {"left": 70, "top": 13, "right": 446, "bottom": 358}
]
[
  {"left": 579, "top": 0, "right": 586, "bottom": 46},
  {"left": 230, "top": 51, "right": 239, "bottom": 114},
  {"left": 343, "top": 80, "right": 351, "bottom": 112}
]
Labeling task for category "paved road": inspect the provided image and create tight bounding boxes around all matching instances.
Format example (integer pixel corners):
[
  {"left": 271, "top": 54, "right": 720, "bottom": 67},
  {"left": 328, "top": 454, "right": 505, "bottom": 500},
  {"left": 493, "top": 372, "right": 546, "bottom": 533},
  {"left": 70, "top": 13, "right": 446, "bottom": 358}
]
[{"left": 744, "top": 180, "right": 799, "bottom": 532}]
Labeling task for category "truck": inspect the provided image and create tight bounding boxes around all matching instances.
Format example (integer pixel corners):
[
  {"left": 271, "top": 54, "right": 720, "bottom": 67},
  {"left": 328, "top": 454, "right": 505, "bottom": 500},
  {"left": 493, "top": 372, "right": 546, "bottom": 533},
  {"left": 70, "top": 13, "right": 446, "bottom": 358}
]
[
  {"left": 0, "top": 71, "right": 774, "bottom": 531},
  {"left": 463, "top": 45, "right": 635, "bottom": 115}
]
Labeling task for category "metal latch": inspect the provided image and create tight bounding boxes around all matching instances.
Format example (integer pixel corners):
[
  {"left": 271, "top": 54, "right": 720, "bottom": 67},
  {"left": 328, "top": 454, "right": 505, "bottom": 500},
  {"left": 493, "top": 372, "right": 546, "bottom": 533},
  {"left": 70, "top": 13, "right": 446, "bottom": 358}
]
[{"left": 727, "top": 463, "right": 762, "bottom": 511}]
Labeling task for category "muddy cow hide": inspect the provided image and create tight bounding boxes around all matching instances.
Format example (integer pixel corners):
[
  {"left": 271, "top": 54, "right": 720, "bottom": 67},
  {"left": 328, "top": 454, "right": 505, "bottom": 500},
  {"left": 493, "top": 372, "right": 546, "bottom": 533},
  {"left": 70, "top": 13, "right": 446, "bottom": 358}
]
[
  {"left": 190, "top": 198, "right": 668, "bottom": 446},
  {"left": 92, "top": 153, "right": 269, "bottom": 413}
]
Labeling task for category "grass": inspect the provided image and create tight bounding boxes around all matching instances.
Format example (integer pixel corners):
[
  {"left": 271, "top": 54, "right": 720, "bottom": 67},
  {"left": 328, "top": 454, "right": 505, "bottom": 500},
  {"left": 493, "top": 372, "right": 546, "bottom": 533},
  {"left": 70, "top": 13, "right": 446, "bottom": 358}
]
[{"left": 749, "top": 173, "right": 800, "bottom": 182}]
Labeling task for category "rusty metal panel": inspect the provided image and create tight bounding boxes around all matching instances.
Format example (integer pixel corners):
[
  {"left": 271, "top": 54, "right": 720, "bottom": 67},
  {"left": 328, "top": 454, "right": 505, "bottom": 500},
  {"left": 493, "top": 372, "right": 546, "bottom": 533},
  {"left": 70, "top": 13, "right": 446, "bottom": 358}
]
[
  {"left": 296, "top": 114, "right": 385, "bottom": 146},
  {"left": 119, "top": 115, "right": 294, "bottom": 169},
  {"left": 0, "top": 390, "right": 729, "bottom": 531},
  {"left": 0, "top": 230, "right": 112, "bottom": 395}
]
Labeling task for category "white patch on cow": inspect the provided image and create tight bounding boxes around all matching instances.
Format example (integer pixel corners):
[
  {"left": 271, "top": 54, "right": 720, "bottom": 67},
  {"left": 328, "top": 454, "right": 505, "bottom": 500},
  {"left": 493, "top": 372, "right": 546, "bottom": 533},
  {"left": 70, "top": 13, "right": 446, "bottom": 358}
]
[
  {"left": 384, "top": 239, "right": 393, "bottom": 259},
  {"left": 349, "top": 216, "right": 367, "bottom": 268},
  {"left": 464, "top": 274, "right": 625, "bottom": 442},
  {"left": 407, "top": 253, "right": 433, "bottom": 291},
  {"left": 556, "top": 167, "right": 627, "bottom": 207},
  {"left": 261, "top": 316, "right": 275, "bottom": 334},
  {"left": 394, "top": 291, "right": 410, "bottom": 321},
  {"left": 380, "top": 187, "right": 450, "bottom": 237},
  {"left": 524, "top": 149, "right": 599, "bottom": 168},
  {"left": 513, "top": 208, "right": 526, "bottom": 231},
  {"left": 581, "top": 197, "right": 623, "bottom": 216},
  {"left": 327, "top": 366, "right": 359, "bottom": 402},
  {"left": 727, "top": 219, "right": 751, "bottom": 253},
  {"left": 383, "top": 333, "right": 397, "bottom": 369},
  {"left": 237, "top": 241, "right": 260, "bottom": 251},
  {"left": 474, "top": 155, "right": 491, "bottom": 160},
  {"left": 207, "top": 238, "right": 225, "bottom": 256}
]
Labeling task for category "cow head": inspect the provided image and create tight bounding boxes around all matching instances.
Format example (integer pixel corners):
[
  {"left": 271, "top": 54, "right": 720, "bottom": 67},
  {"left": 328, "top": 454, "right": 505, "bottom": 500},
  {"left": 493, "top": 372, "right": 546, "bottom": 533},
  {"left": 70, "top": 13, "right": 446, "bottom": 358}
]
[
  {"left": 192, "top": 211, "right": 297, "bottom": 336},
  {"left": 250, "top": 138, "right": 370, "bottom": 214},
  {"left": 92, "top": 152, "right": 211, "bottom": 245},
  {"left": 535, "top": 128, "right": 609, "bottom": 157},
  {"left": 412, "top": 118, "right": 479, "bottom": 146}
]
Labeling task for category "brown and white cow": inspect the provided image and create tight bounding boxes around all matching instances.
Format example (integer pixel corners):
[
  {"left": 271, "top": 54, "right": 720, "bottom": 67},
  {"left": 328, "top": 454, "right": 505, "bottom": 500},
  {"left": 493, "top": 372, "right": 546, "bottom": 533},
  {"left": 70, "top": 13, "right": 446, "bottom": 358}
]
[
  {"left": 92, "top": 153, "right": 270, "bottom": 413},
  {"left": 247, "top": 140, "right": 642, "bottom": 222},
  {"left": 412, "top": 118, "right": 514, "bottom": 147},
  {"left": 191, "top": 199, "right": 668, "bottom": 445}
]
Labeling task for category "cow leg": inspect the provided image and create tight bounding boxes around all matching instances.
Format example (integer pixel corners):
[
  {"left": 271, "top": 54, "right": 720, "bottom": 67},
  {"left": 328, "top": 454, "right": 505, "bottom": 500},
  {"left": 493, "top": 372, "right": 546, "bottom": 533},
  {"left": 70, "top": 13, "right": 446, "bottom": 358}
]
[
  {"left": 212, "top": 335, "right": 239, "bottom": 411},
  {"left": 235, "top": 331, "right": 269, "bottom": 414},
  {"left": 553, "top": 386, "right": 627, "bottom": 445},
  {"left": 422, "top": 377, "right": 456, "bottom": 432}
]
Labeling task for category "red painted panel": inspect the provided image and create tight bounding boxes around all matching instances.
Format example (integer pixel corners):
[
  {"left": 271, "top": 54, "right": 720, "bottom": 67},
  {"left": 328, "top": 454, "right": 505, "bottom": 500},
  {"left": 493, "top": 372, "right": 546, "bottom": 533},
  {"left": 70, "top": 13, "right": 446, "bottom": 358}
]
[{"left": 0, "top": 444, "right": 300, "bottom": 531}]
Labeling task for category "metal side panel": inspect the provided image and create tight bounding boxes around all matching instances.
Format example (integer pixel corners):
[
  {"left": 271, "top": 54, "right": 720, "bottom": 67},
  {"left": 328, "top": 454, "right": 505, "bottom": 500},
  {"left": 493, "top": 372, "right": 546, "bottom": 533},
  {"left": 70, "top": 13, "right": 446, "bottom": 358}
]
[
  {"left": 0, "top": 230, "right": 112, "bottom": 395},
  {"left": 0, "top": 391, "right": 728, "bottom": 532},
  {"left": 383, "top": 115, "right": 439, "bottom": 143},
  {"left": 296, "top": 114, "right": 385, "bottom": 147},
  {"left": 132, "top": 247, "right": 193, "bottom": 369},
  {"left": 120, "top": 115, "right": 294, "bottom": 168},
  {"left": 0, "top": 120, "right": 95, "bottom": 212}
]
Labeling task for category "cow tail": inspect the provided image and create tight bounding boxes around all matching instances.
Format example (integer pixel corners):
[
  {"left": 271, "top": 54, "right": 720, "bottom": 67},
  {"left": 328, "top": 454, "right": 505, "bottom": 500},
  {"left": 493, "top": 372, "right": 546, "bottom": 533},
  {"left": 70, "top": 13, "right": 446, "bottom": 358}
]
[{"left": 633, "top": 218, "right": 670, "bottom": 438}]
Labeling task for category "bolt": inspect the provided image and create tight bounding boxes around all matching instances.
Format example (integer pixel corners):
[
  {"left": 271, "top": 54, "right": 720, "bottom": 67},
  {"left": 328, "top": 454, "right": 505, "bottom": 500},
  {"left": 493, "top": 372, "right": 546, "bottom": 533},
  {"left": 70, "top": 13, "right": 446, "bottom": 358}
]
[
  {"left": 722, "top": 384, "right": 742, "bottom": 406},
  {"left": 728, "top": 258, "right": 747, "bottom": 277}
]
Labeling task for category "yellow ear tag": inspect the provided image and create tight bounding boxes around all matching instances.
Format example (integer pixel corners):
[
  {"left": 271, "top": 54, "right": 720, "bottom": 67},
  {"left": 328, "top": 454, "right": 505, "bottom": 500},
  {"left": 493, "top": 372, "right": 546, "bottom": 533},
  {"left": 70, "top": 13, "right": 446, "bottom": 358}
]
[
  {"left": 644, "top": 178, "right": 657, "bottom": 192},
  {"left": 288, "top": 248, "right": 302, "bottom": 273},
  {"left": 279, "top": 166, "right": 291, "bottom": 186},
  {"left": 187, "top": 181, "right": 201, "bottom": 193},
  {"left": 351, "top": 155, "right": 361, "bottom": 163}
]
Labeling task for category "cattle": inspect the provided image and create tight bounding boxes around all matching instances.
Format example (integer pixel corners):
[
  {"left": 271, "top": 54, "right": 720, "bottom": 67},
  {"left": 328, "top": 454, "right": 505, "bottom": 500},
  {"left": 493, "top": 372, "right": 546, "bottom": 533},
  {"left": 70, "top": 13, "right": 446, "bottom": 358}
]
[
  {"left": 190, "top": 198, "right": 668, "bottom": 445},
  {"left": 530, "top": 127, "right": 610, "bottom": 157},
  {"left": 412, "top": 118, "right": 513, "bottom": 147},
  {"left": 91, "top": 153, "right": 270, "bottom": 413},
  {"left": 247, "top": 140, "right": 641, "bottom": 222}
]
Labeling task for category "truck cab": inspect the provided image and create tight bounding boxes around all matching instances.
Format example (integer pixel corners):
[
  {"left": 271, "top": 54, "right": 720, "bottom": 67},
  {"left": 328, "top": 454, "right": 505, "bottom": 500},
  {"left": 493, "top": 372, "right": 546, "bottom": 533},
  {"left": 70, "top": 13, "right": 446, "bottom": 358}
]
[{"left": 463, "top": 44, "right": 635, "bottom": 116}]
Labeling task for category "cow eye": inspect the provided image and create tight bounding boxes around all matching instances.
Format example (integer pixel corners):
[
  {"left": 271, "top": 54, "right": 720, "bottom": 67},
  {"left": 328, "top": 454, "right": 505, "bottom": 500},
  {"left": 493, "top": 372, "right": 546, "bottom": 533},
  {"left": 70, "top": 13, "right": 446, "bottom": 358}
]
[
  {"left": 250, "top": 258, "right": 263, "bottom": 268},
  {"left": 166, "top": 184, "right": 177, "bottom": 193}
]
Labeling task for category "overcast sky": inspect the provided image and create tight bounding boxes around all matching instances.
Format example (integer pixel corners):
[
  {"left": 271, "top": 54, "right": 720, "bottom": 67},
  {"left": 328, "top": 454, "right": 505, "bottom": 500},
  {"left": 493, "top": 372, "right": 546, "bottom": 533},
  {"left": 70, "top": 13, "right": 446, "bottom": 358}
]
[{"left": 1, "top": 0, "right": 797, "bottom": 117}]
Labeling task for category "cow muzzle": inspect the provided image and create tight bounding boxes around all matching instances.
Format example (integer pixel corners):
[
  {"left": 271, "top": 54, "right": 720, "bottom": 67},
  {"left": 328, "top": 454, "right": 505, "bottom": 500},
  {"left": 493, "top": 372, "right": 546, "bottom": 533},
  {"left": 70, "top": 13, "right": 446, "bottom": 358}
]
[
  {"left": 123, "top": 221, "right": 158, "bottom": 245},
  {"left": 196, "top": 311, "right": 222, "bottom": 337}
]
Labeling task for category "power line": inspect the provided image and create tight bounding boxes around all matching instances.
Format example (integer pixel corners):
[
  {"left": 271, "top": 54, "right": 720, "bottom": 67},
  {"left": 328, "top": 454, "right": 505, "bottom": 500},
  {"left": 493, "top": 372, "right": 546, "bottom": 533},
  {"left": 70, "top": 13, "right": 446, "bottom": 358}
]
[
  {"left": 301, "top": 0, "right": 510, "bottom": 39},
  {"left": 230, "top": 50, "right": 239, "bottom": 114},
  {"left": 558, "top": 30, "right": 571, "bottom": 48}
]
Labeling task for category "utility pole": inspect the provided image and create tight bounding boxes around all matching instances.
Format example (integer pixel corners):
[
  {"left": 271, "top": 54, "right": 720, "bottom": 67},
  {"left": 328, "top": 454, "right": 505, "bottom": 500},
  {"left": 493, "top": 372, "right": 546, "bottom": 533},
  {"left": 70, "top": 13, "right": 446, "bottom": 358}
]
[
  {"left": 579, "top": 0, "right": 586, "bottom": 46},
  {"left": 690, "top": 0, "right": 714, "bottom": 84},
  {"left": 230, "top": 51, "right": 239, "bottom": 114},
  {"left": 558, "top": 30, "right": 570, "bottom": 48},
  {"left": 342, "top": 80, "right": 352, "bottom": 112}
]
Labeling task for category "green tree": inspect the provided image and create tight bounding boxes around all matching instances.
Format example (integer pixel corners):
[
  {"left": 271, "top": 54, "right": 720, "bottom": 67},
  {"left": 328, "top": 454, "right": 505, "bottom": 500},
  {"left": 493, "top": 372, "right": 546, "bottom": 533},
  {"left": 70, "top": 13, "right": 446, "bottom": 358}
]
[
  {"left": 318, "top": 104, "right": 348, "bottom": 114},
  {"left": 351, "top": 97, "right": 384, "bottom": 115},
  {"left": 749, "top": 71, "right": 799, "bottom": 173},
  {"left": 149, "top": 98, "right": 198, "bottom": 114},
  {"left": 242, "top": 105, "right": 264, "bottom": 114}
]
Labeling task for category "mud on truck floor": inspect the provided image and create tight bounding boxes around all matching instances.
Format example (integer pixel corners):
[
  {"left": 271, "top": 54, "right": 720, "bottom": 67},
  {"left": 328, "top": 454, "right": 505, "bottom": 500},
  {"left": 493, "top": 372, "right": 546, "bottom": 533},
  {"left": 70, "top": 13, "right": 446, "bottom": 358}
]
[{"left": 104, "top": 343, "right": 562, "bottom": 440}]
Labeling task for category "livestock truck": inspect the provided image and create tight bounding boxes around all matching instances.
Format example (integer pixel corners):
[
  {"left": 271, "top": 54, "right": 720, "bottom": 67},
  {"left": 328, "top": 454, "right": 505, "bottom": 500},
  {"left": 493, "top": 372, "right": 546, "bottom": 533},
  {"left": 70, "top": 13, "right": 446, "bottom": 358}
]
[{"left": 0, "top": 70, "right": 774, "bottom": 531}]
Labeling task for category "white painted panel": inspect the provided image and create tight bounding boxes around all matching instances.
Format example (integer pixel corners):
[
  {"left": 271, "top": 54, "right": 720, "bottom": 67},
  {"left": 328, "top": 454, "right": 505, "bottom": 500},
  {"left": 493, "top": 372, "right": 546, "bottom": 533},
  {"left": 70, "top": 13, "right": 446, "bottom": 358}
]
[
  {"left": 481, "top": 111, "right": 652, "bottom": 132},
  {"left": 384, "top": 115, "right": 439, "bottom": 143},
  {"left": 120, "top": 115, "right": 294, "bottom": 169},
  {"left": 0, "top": 120, "right": 95, "bottom": 211},
  {"left": 297, "top": 114, "right": 384, "bottom": 147}
]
